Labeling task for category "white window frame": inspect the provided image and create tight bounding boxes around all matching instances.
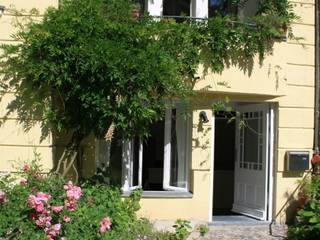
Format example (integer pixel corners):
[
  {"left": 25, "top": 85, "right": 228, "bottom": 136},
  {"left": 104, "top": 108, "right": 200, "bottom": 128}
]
[{"left": 122, "top": 105, "right": 191, "bottom": 192}]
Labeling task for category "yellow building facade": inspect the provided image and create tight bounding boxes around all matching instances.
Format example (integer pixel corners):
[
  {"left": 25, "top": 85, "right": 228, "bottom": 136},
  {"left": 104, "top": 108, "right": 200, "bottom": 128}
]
[{"left": 0, "top": 0, "right": 316, "bottom": 224}]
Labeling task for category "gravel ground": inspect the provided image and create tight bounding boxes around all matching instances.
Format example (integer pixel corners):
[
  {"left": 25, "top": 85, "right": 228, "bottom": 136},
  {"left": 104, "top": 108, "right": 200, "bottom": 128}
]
[{"left": 188, "top": 224, "right": 287, "bottom": 240}]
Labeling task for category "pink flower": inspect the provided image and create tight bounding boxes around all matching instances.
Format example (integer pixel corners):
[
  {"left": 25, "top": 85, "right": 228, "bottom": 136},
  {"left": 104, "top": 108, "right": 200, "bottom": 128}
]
[
  {"left": 64, "top": 199, "right": 77, "bottom": 212},
  {"left": 45, "top": 224, "right": 61, "bottom": 239},
  {"left": 99, "top": 217, "right": 112, "bottom": 234},
  {"left": 36, "top": 192, "right": 51, "bottom": 202},
  {"left": 27, "top": 192, "right": 51, "bottom": 213},
  {"left": 20, "top": 178, "right": 28, "bottom": 186},
  {"left": 63, "top": 216, "right": 71, "bottom": 223},
  {"left": 64, "top": 181, "right": 82, "bottom": 200},
  {"left": 35, "top": 215, "right": 52, "bottom": 227},
  {"left": 28, "top": 195, "right": 45, "bottom": 213},
  {"left": 63, "top": 181, "right": 82, "bottom": 212},
  {"left": 22, "top": 164, "right": 29, "bottom": 172},
  {"left": 51, "top": 206, "right": 63, "bottom": 213},
  {"left": 0, "top": 190, "right": 6, "bottom": 204}
]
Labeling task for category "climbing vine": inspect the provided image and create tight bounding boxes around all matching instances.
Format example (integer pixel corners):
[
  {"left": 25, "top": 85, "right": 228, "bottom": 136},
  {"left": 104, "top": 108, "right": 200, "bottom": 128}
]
[
  {"left": 146, "top": 0, "right": 297, "bottom": 77},
  {"left": 0, "top": 0, "right": 297, "bottom": 178}
]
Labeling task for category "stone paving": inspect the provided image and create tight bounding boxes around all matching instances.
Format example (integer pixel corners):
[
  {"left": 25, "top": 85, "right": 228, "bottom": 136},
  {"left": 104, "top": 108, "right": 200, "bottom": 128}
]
[
  {"left": 153, "top": 217, "right": 288, "bottom": 240},
  {"left": 188, "top": 224, "right": 287, "bottom": 240}
]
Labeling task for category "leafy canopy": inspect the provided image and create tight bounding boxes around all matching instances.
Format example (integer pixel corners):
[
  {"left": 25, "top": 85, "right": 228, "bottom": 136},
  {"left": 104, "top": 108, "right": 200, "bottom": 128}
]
[{"left": 0, "top": 0, "right": 296, "bottom": 141}]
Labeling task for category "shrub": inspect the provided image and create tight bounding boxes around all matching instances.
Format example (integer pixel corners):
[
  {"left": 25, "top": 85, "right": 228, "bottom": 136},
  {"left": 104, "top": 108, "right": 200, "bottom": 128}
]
[
  {"left": 198, "top": 224, "right": 209, "bottom": 237},
  {"left": 0, "top": 159, "right": 146, "bottom": 239},
  {"left": 287, "top": 175, "right": 320, "bottom": 240},
  {"left": 0, "top": 159, "right": 196, "bottom": 239}
]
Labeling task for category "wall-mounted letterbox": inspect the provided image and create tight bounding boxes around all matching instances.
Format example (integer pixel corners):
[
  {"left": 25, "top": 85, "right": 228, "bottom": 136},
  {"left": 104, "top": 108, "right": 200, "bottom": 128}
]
[{"left": 286, "top": 151, "right": 309, "bottom": 171}]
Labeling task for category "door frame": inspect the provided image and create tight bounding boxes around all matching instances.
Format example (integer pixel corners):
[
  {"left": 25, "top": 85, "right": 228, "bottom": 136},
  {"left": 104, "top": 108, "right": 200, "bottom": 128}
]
[{"left": 209, "top": 102, "right": 275, "bottom": 222}]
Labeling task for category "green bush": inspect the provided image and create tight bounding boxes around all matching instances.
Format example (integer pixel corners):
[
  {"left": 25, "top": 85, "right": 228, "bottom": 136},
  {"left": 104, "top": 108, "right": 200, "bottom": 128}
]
[
  {"left": 0, "top": 159, "right": 196, "bottom": 240},
  {"left": 287, "top": 175, "right": 320, "bottom": 240},
  {"left": 0, "top": 159, "right": 152, "bottom": 239}
]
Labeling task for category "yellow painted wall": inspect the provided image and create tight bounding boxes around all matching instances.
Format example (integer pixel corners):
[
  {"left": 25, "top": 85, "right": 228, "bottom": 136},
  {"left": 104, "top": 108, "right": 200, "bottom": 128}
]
[
  {"left": 139, "top": 0, "right": 316, "bottom": 222},
  {"left": 0, "top": 0, "right": 315, "bottom": 224},
  {"left": 273, "top": 0, "right": 315, "bottom": 223},
  {"left": 138, "top": 107, "right": 213, "bottom": 221},
  {"left": 0, "top": 1, "right": 58, "bottom": 172}
]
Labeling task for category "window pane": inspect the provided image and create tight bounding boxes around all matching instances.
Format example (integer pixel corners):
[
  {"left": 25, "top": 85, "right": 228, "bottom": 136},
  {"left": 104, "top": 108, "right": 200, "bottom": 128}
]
[
  {"left": 163, "top": 0, "right": 190, "bottom": 16},
  {"left": 209, "top": 0, "right": 235, "bottom": 17},
  {"left": 170, "top": 108, "right": 187, "bottom": 188},
  {"left": 134, "top": 0, "right": 146, "bottom": 12},
  {"left": 132, "top": 137, "right": 140, "bottom": 186},
  {"left": 238, "top": 0, "right": 259, "bottom": 19},
  {"left": 142, "top": 120, "right": 165, "bottom": 190},
  {"left": 108, "top": 133, "right": 123, "bottom": 186},
  {"left": 241, "top": 110, "right": 264, "bottom": 172}
]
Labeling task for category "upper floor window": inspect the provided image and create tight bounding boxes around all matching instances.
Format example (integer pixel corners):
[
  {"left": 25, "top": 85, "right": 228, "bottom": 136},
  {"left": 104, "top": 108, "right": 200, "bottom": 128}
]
[
  {"left": 135, "top": 0, "right": 146, "bottom": 13},
  {"left": 163, "top": 0, "right": 191, "bottom": 17},
  {"left": 209, "top": 0, "right": 235, "bottom": 17},
  {"left": 209, "top": 0, "right": 258, "bottom": 18}
]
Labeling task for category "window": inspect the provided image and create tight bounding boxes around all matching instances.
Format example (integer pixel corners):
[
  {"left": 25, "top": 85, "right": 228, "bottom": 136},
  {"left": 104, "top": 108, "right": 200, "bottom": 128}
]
[
  {"left": 209, "top": 0, "right": 235, "bottom": 17},
  {"left": 208, "top": 0, "right": 258, "bottom": 18},
  {"left": 134, "top": 0, "right": 146, "bottom": 13},
  {"left": 163, "top": 0, "right": 191, "bottom": 17},
  {"left": 122, "top": 104, "right": 191, "bottom": 192}
]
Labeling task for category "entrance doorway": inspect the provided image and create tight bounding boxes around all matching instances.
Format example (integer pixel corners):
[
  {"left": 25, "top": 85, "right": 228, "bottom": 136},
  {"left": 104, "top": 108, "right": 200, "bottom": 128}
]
[
  {"left": 212, "top": 111, "right": 236, "bottom": 215},
  {"left": 212, "top": 103, "right": 274, "bottom": 221}
]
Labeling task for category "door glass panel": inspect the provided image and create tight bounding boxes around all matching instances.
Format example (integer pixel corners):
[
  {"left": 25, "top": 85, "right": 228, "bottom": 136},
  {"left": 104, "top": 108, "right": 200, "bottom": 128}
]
[{"left": 240, "top": 111, "right": 263, "bottom": 170}]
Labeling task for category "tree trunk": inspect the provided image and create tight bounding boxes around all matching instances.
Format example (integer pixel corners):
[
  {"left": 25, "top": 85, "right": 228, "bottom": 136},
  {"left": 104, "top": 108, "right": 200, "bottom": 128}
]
[{"left": 53, "top": 130, "right": 85, "bottom": 182}]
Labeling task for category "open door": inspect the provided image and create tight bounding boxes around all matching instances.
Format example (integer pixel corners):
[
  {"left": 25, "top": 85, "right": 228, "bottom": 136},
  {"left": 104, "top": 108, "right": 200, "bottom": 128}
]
[{"left": 232, "top": 104, "right": 272, "bottom": 220}]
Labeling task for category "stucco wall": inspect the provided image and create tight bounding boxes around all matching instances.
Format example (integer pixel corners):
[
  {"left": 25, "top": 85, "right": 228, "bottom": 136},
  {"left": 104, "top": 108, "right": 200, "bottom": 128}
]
[
  {"left": 139, "top": 0, "right": 315, "bottom": 222},
  {"left": 0, "top": 0, "right": 315, "bottom": 224},
  {"left": 273, "top": 0, "right": 315, "bottom": 223},
  {"left": 138, "top": 107, "right": 213, "bottom": 221},
  {"left": 0, "top": 0, "right": 58, "bottom": 172}
]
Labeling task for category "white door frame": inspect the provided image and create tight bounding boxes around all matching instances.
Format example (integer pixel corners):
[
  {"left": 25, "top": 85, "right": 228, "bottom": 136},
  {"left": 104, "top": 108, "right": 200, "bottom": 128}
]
[{"left": 209, "top": 103, "right": 275, "bottom": 222}]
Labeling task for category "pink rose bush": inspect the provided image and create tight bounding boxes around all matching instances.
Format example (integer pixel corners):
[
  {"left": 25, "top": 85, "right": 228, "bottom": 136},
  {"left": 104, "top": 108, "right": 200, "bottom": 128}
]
[
  {"left": 0, "top": 160, "right": 143, "bottom": 239},
  {"left": 26, "top": 183, "right": 83, "bottom": 239}
]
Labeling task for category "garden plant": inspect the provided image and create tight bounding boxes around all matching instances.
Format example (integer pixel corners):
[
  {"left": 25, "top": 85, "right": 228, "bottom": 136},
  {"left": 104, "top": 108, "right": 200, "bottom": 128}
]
[
  {"left": 286, "top": 172, "right": 320, "bottom": 240},
  {"left": 0, "top": 157, "right": 199, "bottom": 239},
  {"left": 0, "top": 0, "right": 297, "bottom": 179}
]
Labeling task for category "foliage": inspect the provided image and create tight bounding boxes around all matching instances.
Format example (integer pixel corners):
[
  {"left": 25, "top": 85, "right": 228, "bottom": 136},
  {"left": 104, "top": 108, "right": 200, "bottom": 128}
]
[
  {"left": 287, "top": 175, "right": 320, "bottom": 240},
  {"left": 0, "top": 0, "right": 297, "bottom": 176},
  {"left": 172, "top": 219, "right": 192, "bottom": 240},
  {"left": 0, "top": 158, "right": 202, "bottom": 239},
  {"left": 0, "top": 159, "right": 152, "bottom": 239},
  {"left": 198, "top": 224, "right": 209, "bottom": 237}
]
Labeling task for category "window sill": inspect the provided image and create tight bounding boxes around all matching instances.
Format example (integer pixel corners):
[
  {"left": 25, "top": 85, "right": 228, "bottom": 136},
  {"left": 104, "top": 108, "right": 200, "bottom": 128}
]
[{"left": 122, "top": 191, "right": 193, "bottom": 198}]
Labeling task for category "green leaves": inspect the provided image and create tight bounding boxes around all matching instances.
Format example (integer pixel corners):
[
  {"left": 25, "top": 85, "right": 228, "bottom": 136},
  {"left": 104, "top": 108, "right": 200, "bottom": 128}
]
[
  {"left": 287, "top": 176, "right": 320, "bottom": 239},
  {"left": 0, "top": 0, "right": 296, "bottom": 144}
]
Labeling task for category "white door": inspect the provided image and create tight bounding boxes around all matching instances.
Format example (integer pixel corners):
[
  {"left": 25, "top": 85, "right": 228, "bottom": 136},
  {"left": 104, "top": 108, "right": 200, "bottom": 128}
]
[{"left": 232, "top": 104, "right": 272, "bottom": 220}]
